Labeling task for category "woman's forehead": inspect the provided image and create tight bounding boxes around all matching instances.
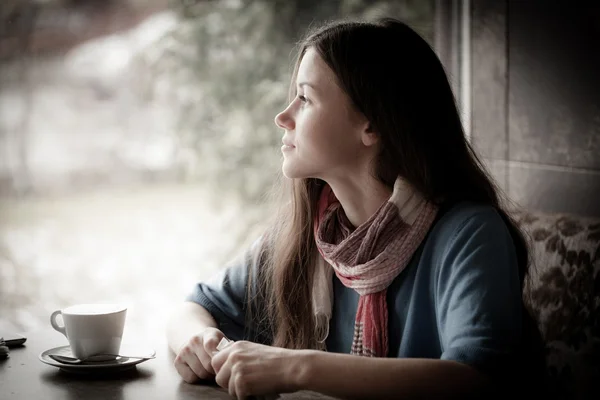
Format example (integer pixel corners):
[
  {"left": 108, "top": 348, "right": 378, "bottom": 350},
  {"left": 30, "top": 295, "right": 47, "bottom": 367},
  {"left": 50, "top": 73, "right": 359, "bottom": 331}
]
[{"left": 296, "top": 48, "right": 336, "bottom": 87}]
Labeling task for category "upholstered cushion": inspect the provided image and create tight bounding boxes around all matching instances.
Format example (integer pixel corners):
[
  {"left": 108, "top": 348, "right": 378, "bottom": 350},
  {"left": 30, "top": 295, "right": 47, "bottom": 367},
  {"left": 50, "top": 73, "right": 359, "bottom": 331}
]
[{"left": 512, "top": 210, "right": 600, "bottom": 399}]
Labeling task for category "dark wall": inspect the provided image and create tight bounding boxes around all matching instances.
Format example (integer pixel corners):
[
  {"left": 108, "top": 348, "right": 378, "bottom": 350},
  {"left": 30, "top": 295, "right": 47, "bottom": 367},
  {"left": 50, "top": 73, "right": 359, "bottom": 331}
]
[{"left": 471, "top": 0, "right": 600, "bottom": 217}]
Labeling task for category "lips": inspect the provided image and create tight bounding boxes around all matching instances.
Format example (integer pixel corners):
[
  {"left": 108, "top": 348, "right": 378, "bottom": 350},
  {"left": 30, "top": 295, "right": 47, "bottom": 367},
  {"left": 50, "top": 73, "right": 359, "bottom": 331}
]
[{"left": 282, "top": 138, "right": 295, "bottom": 148}]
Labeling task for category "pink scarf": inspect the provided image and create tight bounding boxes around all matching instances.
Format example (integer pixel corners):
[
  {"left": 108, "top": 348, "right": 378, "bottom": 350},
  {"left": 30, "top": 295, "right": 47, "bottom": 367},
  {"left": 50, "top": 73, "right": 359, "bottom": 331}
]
[{"left": 312, "top": 177, "right": 438, "bottom": 357}]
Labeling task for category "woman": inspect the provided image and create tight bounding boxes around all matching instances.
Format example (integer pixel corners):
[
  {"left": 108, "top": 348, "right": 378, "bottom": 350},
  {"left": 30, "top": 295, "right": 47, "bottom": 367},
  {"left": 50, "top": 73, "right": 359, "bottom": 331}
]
[{"left": 166, "top": 17, "right": 545, "bottom": 399}]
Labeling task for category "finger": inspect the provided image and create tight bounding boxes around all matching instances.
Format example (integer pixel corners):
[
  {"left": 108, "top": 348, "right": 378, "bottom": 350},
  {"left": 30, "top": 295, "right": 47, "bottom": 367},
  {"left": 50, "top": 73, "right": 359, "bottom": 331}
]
[
  {"left": 177, "top": 350, "right": 212, "bottom": 381},
  {"left": 173, "top": 358, "right": 200, "bottom": 383},
  {"left": 214, "top": 357, "right": 232, "bottom": 391},
  {"left": 194, "top": 345, "right": 216, "bottom": 375},
  {"left": 229, "top": 371, "right": 236, "bottom": 398},
  {"left": 185, "top": 334, "right": 216, "bottom": 376},
  {"left": 203, "top": 330, "right": 225, "bottom": 355},
  {"left": 229, "top": 366, "right": 251, "bottom": 400},
  {"left": 186, "top": 353, "right": 213, "bottom": 380},
  {"left": 210, "top": 346, "right": 229, "bottom": 374}
]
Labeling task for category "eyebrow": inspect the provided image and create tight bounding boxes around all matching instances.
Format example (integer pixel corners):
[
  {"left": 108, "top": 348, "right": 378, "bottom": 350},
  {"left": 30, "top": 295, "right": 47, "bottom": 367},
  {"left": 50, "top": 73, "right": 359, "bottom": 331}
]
[{"left": 297, "top": 81, "right": 317, "bottom": 91}]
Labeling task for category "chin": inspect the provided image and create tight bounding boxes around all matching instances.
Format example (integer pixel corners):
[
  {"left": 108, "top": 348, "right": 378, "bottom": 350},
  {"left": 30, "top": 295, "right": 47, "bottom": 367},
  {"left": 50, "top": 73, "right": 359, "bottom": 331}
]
[
  {"left": 282, "top": 167, "right": 302, "bottom": 180},
  {"left": 282, "top": 162, "right": 313, "bottom": 180}
]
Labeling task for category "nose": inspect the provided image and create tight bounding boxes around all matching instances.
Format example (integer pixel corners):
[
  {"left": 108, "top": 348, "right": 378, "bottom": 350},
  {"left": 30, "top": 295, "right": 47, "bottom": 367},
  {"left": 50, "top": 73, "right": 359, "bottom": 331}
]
[{"left": 274, "top": 105, "right": 295, "bottom": 131}]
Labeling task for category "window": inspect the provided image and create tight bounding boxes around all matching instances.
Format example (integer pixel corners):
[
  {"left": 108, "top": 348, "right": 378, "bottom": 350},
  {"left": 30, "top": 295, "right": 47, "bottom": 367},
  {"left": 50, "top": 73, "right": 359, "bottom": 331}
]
[{"left": 0, "top": 0, "right": 435, "bottom": 333}]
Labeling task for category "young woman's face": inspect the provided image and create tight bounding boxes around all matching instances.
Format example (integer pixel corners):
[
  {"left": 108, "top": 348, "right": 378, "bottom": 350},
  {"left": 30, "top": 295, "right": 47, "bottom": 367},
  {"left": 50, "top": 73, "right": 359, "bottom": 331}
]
[{"left": 274, "top": 48, "right": 373, "bottom": 181}]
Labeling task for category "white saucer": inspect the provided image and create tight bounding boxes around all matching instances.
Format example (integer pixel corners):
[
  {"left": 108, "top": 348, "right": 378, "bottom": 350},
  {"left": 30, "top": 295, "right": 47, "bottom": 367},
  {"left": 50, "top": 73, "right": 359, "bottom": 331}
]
[{"left": 39, "top": 345, "right": 156, "bottom": 373}]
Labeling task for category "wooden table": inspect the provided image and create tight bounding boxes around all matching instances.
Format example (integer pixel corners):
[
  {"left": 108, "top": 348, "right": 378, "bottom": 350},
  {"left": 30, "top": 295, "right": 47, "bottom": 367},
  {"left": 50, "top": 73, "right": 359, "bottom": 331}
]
[{"left": 0, "top": 327, "right": 337, "bottom": 400}]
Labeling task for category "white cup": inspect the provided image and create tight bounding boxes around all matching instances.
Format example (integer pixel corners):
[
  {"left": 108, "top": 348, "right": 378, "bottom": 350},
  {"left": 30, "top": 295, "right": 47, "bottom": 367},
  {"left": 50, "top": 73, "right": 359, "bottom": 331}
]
[{"left": 50, "top": 303, "right": 127, "bottom": 360}]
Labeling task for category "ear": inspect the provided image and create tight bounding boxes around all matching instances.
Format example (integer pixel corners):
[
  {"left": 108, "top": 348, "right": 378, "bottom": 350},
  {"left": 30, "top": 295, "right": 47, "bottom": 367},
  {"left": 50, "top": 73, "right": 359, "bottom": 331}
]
[{"left": 361, "top": 123, "right": 379, "bottom": 147}]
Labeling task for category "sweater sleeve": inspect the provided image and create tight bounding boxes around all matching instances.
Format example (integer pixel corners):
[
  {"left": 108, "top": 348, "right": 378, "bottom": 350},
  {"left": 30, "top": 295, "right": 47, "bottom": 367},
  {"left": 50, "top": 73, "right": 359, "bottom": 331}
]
[
  {"left": 185, "top": 236, "right": 271, "bottom": 343},
  {"left": 436, "top": 207, "right": 524, "bottom": 381}
]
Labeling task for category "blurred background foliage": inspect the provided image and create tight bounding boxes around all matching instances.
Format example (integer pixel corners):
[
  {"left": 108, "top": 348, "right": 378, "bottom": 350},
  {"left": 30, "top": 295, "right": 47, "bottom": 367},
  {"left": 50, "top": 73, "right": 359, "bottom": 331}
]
[
  {"left": 0, "top": 0, "right": 433, "bottom": 334},
  {"left": 141, "top": 0, "right": 434, "bottom": 203}
]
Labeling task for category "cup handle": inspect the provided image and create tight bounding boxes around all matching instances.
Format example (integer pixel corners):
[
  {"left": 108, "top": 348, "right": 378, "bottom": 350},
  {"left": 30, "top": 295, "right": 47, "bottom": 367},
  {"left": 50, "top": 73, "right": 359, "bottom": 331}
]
[{"left": 50, "top": 310, "right": 67, "bottom": 337}]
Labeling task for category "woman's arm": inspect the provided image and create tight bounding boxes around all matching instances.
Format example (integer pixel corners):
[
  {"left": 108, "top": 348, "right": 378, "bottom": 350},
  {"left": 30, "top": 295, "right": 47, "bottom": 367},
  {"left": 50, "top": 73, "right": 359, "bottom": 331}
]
[
  {"left": 296, "top": 350, "right": 491, "bottom": 400},
  {"left": 166, "top": 302, "right": 218, "bottom": 354}
]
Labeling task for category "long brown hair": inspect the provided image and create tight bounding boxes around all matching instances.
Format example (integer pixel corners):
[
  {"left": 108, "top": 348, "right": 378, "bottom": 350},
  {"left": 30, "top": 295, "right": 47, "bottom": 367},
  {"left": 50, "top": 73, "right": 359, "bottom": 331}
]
[{"left": 248, "top": 18, "right": 531, "bottom": 350}]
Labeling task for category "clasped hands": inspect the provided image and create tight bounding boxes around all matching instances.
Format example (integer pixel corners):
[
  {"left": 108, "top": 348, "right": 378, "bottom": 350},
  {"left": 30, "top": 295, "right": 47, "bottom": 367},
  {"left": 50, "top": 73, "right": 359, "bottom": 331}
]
[{"left": 174, "top": 327, "right": 308, "bottom": 399}]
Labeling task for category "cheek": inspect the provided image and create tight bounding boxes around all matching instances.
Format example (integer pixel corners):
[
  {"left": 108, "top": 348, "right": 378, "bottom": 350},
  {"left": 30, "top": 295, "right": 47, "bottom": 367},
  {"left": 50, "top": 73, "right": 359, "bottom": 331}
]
[
  {"left": 310, "top": 119, "right": 360, "bottom": 162},
  {"left": 299, "top": 109, "right": 348, "bottom": 149}
]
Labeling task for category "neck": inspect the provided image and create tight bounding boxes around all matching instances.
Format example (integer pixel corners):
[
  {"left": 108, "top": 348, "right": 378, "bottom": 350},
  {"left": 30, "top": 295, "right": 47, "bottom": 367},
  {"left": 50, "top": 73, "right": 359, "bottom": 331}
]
[{"left": 325, "top": 173, "right": 394, "bottom": 228}]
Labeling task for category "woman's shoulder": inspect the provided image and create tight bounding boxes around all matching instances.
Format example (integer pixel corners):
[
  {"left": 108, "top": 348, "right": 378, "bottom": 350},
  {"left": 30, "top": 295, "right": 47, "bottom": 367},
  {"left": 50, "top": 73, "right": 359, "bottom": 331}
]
[
  {"left": 420, "top": 200, "right": 519, "bottom": 281},
  {"left": 426, "top": 200, "right": 510, "bottom": 249},
  {"left": 438, "top": 200, "right": 503, "bottom": 225}
]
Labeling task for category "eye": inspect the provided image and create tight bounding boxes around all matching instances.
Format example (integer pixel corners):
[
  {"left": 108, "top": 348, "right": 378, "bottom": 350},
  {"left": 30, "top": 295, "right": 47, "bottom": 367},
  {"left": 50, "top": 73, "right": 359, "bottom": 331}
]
[{"left": 298, "top": 95, "right": 308, "bottom": 103}]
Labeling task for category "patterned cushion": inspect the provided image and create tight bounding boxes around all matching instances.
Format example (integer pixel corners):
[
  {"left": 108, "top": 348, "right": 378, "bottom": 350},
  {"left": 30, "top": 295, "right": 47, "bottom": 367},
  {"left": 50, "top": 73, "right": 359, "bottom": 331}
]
[{"left": 512, "top": 210, "right": 600, "bottom": 399}]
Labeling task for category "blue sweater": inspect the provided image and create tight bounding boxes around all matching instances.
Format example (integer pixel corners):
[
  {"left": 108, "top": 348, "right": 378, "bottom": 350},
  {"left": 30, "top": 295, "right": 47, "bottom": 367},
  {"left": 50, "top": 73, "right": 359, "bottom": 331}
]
[{"left": 186, "top": 202, "right": 544, "bottom": 388}]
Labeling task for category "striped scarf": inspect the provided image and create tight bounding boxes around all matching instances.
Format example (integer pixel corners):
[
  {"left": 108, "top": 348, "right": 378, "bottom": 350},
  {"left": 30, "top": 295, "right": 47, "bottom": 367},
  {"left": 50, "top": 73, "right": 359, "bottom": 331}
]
[{"left": 312, "top": 177, "right": 438, "bottom": 357}]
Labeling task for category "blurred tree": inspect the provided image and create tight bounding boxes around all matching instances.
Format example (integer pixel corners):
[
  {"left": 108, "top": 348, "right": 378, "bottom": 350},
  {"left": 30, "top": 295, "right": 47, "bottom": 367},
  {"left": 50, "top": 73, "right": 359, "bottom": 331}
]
[
  {"left": 0, "top": 0, "right": 39, "bottom": 196},
  {"left": 143, "top": 0, "right": 433, "bottom": 204}
]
